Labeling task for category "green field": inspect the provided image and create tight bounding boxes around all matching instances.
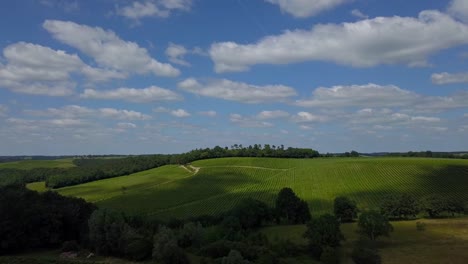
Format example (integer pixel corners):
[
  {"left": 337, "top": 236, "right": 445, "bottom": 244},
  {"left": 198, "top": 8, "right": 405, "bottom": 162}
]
[
  {"left": 0, "top": 159, "right": 75, "bottom": 169},
  {"left": 57, "top": 157, "right": 468, "bottom": 219},
  {"left": 261, "top": 217, "right": 468, "bottom": 264}
]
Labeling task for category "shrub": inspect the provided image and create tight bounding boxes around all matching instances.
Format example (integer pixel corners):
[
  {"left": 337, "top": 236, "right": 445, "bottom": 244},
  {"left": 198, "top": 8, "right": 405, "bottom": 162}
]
[
  {"left": 334, "top": 196, "right": 359, "bottom": 222},
  {"left": 416, "top": 221, "right": 426, "bottom": 231}
]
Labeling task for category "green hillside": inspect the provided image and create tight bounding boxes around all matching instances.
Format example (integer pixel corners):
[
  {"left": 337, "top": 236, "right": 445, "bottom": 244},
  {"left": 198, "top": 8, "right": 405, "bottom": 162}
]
[
  {"left": 57, "top": 157, "right": 468, "bottom": 220},
  {"left": 0, "top": 159, "right": 75, "bottom": 169}
]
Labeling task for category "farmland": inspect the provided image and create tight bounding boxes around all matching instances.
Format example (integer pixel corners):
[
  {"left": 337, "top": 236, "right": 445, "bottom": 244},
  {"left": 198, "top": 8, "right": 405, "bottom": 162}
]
[
  {"left": 56, "top": 157, "right": 468, "bottom": 220},
  {"left": 0, "top": 159, "right": 75, "bottom": 169},
  {"left": 261, "top": 217, "right": 468, "bottom": 264}
]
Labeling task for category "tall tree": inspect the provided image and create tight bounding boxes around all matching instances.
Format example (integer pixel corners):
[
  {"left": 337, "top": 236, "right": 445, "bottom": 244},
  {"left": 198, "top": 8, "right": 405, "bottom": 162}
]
[
  {"left": 275, "top": 188, "right": 311, "bottom": 224},
  {"left": 333, "top": 196, "right": 359, "bottom": 222},
  {"left": 357, "top": 210, "right": 393, "bottom": 241}
]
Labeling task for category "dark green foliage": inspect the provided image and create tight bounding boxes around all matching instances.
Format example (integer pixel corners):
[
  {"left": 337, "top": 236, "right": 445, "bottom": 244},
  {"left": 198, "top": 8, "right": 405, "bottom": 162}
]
[
  {"left": 321, "top": 246, "right": 341, "bottom": 264},
  {"left": 357, "top": 210, "right": 393, "bottom": 241},
  {"left": 225, "top": 198, "right": 273, "bottom": 230},
  {"left": 0, "top": 167, "right": 66, "bottom": 187},
  {"left": 420, "top": 195, "right": 447, "bottom": 218},
  {"left": 270, "top": 239, "right": 302, "bottom": 258},
  {"left": 0, "top": 185, "right": 96, "bottom": 254},
  {"left": 380, "top": 194, "right": 420, "bottom": 219},
  {"left": 222, "top": 250, "right": 250, "bottom": 264},
  {"left": 153, "top": 226, "right": 189, "bottom": 264},
  {"left": 87, "top": 209, "right": 153, "bottom": 260},
  {"left": 351, "top": 240, "right": 381, "bottom": 264},
  {"left": 304, "top": 214, "right": 344, "bottom": 248},
  {"left": 178, "top": 222, "right": 203, "bottom": 248},
  {"left": 334, "top": 196, "right": 359, "bottom": 222},
  {"left": 275, "top": 188, "right": 311, "bottom": 224},
  {"left": 199, "top": 240, "right": 266, "bottom": 261},
  {"left": 445, "top": 197, "right": 466, "bottom": 216}
]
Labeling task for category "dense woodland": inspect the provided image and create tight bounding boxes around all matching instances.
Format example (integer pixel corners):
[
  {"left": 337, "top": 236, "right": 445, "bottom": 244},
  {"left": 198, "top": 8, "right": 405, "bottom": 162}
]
[{"left": 1, "top": 184, "right": 465, "bottom": 263}]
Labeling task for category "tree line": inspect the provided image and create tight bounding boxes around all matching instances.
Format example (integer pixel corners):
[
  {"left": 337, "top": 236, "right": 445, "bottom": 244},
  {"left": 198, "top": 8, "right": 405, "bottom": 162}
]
[{"left": 1, "top": 145, "right": 319, "bottom": 188}]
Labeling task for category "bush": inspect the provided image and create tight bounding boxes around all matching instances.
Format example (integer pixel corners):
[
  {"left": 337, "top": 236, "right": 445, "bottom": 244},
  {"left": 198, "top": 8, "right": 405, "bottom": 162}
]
[
  {"left": 124, "top": 239, "right": 152, "bottom": 261},
  {"left": 357, "top": 210, "right": 393, "bottom": 241},
  {"left": 222, "top": 250, "right": 250, "bottom": 264},
  {"left": 416, "top": 221, "right": 426, "bottom": 231},
  {"left": 61, "top": 240, "right": 80, "bottom": 252}
]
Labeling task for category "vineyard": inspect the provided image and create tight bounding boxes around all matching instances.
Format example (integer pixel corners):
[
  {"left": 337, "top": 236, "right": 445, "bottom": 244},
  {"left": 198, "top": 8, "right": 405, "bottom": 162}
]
[{"left": 56, "top": 157, "right": 468, "bottom": 219}]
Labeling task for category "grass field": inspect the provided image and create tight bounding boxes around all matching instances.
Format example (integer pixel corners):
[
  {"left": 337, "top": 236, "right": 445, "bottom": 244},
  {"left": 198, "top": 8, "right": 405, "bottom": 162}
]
[
  {"left": 26, "top": 181, "right": 48, "bottom": 192},
  {"left": 0, "top": 159, "right": 75, "bottom": 170},
  {"left": 261, "top": 217, "right": 468, "bottom": 264},
  {"left": 57, "top": 157, "right": 468, "bottom": 219}
]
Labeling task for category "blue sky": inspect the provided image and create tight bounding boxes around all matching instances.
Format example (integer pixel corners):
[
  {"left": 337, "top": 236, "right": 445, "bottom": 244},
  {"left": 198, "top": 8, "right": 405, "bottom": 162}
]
[{"left": 0, "top": 0, "right": 468, "bottom": 155}]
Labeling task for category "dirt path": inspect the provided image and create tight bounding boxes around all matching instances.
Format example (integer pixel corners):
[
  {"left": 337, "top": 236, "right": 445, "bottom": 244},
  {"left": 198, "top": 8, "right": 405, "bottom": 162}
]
[{"left": 180, "top": 164, "right": 200, "bottom": 175}]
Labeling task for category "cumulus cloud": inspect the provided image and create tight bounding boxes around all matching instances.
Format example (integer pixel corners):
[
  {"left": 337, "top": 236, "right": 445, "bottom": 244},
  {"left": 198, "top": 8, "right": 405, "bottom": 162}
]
[
  {"left": 25, "top": 105, "right": 151, "bottom": 121},
  {"left": 256, "top": 110, "right": 290, "bottom": 119},
  {"left": 431, "top": 72, "right": 468, "bottom": 84},
  {"left": 230, "top": 114, "right": 273, "bottom": 128},
  {"left": 0, "top": 42, "right": 128, "bottom": 96},
  {"left": 265, "top": 0, "right": 349, "bottom": 18},
  {"left": 351, "top": 9, "right": 368, "bottom": 19},
  {"left": 296, "top": 84, "right": 419, "bottom": 108},
  {"left": 81, "top": 86, "right": 182, "bottom": 102},
  {"left": 166, "top": 43, "right": 190, "bottom": 66},
  {"left": 210, "top": 10, "right": 468, "bottom": 72},
  {"left": 43, "top": 20, "right": 180, "bottom": 77},
  {"left": 178, "top": 78, "right": 297, "bottom": 103},
  {"left": 116, "top": 0, "right": 191, "bottom": 21},
  {"left": 99, "top": 108, "right": 151, "bottom": 120},
  {"left": 292, "top": 112, "right": 327, "bottom": 123},
  {"left": 448, "top": 0, "right": 468, "bottom": 22},
  {"left": 170, "top": 109, "right": 191, "bottom": 117}
]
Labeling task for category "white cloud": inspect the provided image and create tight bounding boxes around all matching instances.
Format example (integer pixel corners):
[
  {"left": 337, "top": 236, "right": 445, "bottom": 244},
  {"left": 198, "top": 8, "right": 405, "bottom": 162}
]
[
  {"left": 256, "top": 110, "right": 290, "bottom": 119},
  {"left": 230, "top": 114, "right": 273, "bottom": 128},
  {"left": 178, "top": 78, "right": 297, "bottom": 103},
  {"left": 153, "top": 106, "right": 170, "bottom": 113},
  {"left": 117, "top": 1, "right": 169, "bottom": 19},
  {"left": 431, "top": 72, "right": 468, "bottom": 84},
  {"left": 166, "top": 43, "right": 190, "bottom": 66},
  {"left": 198, "top": 111, "right": 217, "bottom": 117},
  {"left": 99, "top": 108, "right": 151, "bottom": 120},
  {"left": 24, "top": 105, "right": 151, "bottom": 121},
  {"left": 116, "top": 0, "right": 191, "bottom": 21},
  {"left": 210, "top": 10, "right": 468, "bottom": 72},
  {"left": 296, "top": 84, "right": 419, "bottom": 108},
  {"left": 170, "top": 109, "right": 191, "bottom": 117},
  {"left": 81, "top": 86, "right": 182, "bottom": 103},
  {"left": 0, "top": 42, "right": 128, "bottom": 96},
  {"left": 265, "top": 0, "right": 349, "bottom": 18},
  {"left": 448, "top": 0, "right": 468, "bottom": 22},
  {"left": 81, "top": 66, "right": 127, "bottom": 82},
  {"left": 292, "top": 112, "right": 326, "bottom": 123},
  {"left": 43, "top": 20, "right": 180, "bottom": 77},
  {"left": 351, "top": 9, "right": 368, "bottom": 19},
  {"left": 117, "top": 122, "right": 137, "bottom": 129}
]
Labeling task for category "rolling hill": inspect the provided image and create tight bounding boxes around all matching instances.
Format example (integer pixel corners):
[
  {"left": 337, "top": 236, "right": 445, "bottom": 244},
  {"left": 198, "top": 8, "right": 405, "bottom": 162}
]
[{"left": 55, "top": 157, "right": 468, "bottom": 220}]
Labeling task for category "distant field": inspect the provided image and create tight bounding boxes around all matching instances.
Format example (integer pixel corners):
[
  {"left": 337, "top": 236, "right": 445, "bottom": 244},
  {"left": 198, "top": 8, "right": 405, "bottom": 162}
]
[
  {"left": 0, "top": 159, "right": 75, "bottom": 169},
  {"left": 262, "top": 217, "right": 468, "bottom": 264},
  {"left": 26, "top": 181, "right": 48, "bottom": 192},
  {"left": 57, "top": 157, "right": 468, "bottom": 219}
]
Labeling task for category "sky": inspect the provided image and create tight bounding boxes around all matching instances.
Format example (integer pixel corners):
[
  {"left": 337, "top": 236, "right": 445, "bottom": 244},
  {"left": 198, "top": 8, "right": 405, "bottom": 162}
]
[{"left": 0, "top": 0, "right": 468, "bottom": 155}]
